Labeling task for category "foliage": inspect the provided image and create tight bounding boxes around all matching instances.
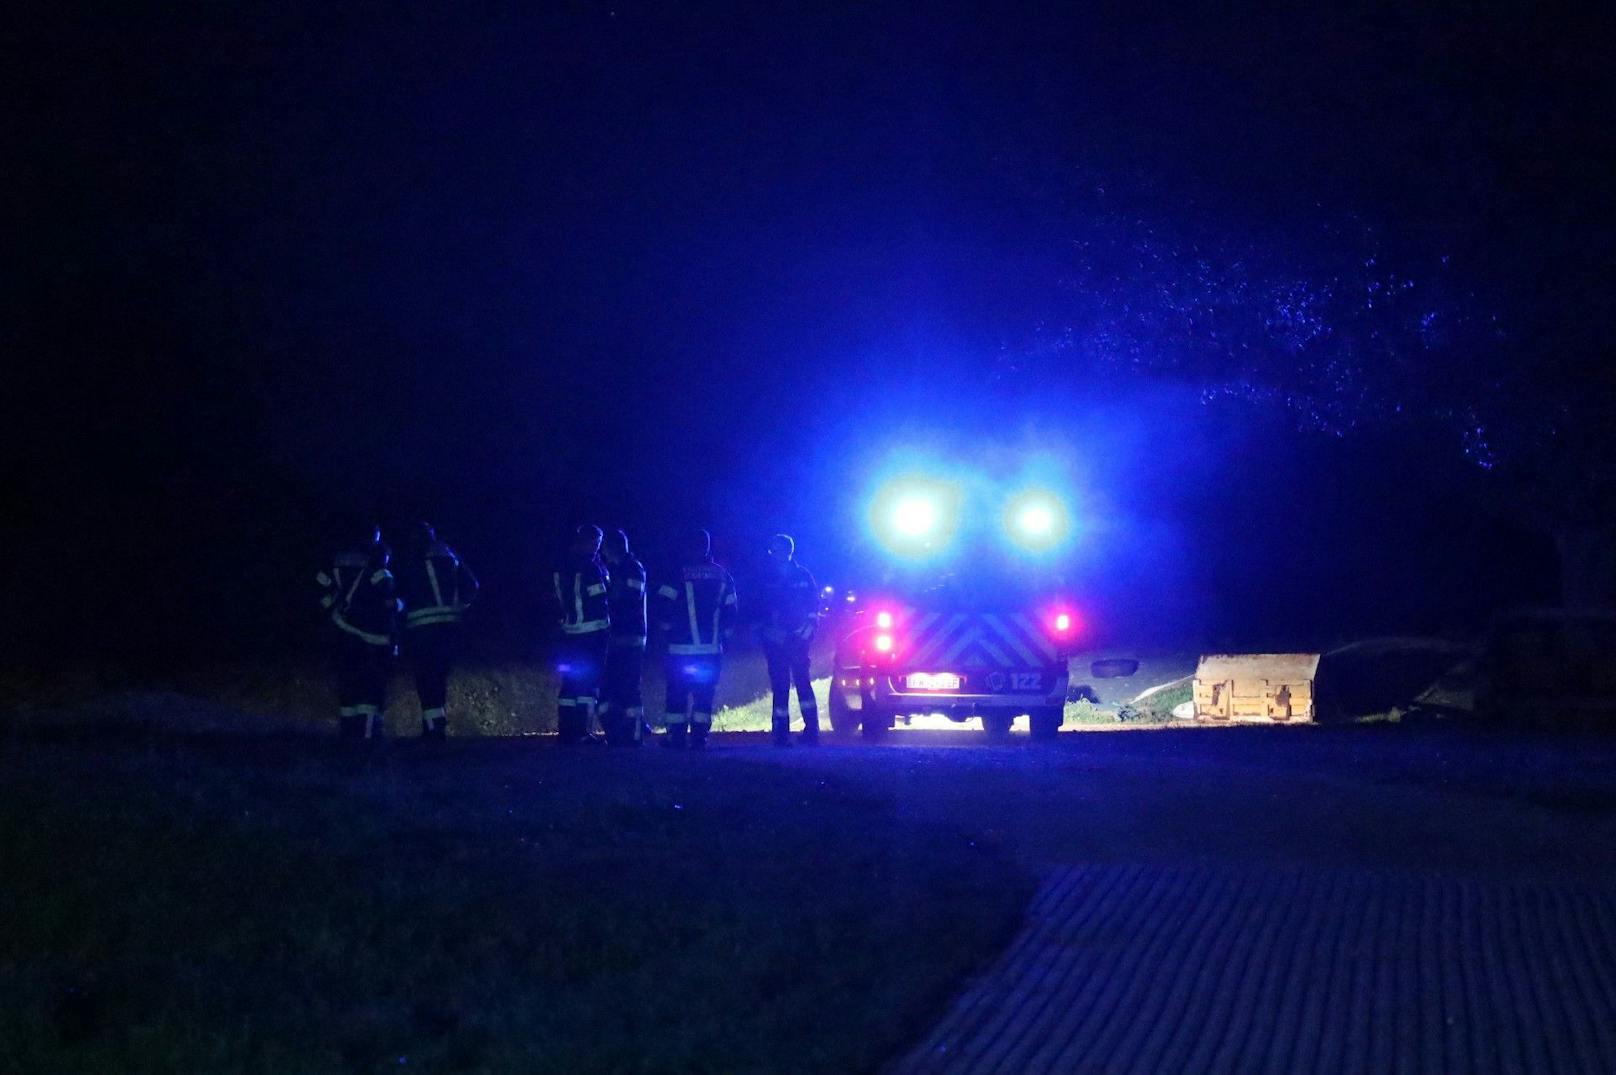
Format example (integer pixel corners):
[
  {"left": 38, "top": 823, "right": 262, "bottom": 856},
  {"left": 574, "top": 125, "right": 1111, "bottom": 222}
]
[
  {"left": 1063, "top": 698, "right": 1116, "bottom": 725},
  {"left": 1122, "top": 681, "right": 1192, "bottom": 724},
  {"left": 1018, "top": 201, "right": 1507, "bottom": 449},
  {"left": 1002, "top": 85, "right": 1616, "bottom": 532}
]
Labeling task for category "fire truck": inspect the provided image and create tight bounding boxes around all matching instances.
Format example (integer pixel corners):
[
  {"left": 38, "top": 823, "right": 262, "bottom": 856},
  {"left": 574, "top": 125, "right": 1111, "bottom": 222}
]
[{"left": 825, "top": 473, "right": 1082, "bottom": 740}]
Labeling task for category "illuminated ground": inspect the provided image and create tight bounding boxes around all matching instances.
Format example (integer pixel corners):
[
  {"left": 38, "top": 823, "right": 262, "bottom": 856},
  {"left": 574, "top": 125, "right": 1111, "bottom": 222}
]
[{"left": 708, "top": 650, "right": 1200, "bottom": 732}]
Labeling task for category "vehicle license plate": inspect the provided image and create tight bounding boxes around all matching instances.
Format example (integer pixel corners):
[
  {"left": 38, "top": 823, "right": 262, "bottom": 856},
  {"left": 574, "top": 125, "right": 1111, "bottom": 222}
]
[{"left": 906, "top": 672, "right": 962, "bottom": 690}]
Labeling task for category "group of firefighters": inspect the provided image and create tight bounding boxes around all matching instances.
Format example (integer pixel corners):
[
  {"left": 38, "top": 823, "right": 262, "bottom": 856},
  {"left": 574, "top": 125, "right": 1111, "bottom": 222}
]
[{"left": 317, "top": 523, "right": 823, "bottom": 749}]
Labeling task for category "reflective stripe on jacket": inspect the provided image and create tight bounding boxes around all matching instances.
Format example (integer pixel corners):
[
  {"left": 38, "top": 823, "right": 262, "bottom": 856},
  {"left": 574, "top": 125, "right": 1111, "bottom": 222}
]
[
  {"left": 654, "top": 559, "right": 737, "bottom": 655},
  {"left": 317, "top": 551, "right": 370, "bottom": 616},
  {"left": 318, "top": 554, "right": 398, "bottom": 647},
  {"left": 758, "top": 560, "right": 819, "bottom": 644},
  {"left": 399, "top": 542, "right": 479, "bottom": 628},
  {"left": 553, "top": 556, "right": 610, "bottom": 635}
]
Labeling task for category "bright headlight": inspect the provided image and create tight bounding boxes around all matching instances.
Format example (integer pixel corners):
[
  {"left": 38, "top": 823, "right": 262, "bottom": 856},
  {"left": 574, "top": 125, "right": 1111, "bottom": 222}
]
[
  {"left": 1005, "top": 491, "right": 1068, "bottom": 549},
  {"left": 891, "top": 493, "right": 940, "bottom": 537},
  {"left": 1015, "top": 500, "right": 1056, "bottom": 537},
  {"left": 870, "top": 477, "right": 960, "bottom": 556}
]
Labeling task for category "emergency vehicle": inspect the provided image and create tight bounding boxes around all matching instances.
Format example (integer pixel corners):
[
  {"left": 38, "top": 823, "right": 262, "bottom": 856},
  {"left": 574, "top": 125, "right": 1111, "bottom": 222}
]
[{"left": 825, "top": 472, "right": 1082, "bottom": 739}]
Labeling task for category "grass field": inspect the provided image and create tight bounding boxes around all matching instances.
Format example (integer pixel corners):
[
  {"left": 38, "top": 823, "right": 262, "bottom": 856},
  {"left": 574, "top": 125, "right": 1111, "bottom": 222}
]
[{"left": 0, "top": 725, "right": 1030, "bottom": 1074}]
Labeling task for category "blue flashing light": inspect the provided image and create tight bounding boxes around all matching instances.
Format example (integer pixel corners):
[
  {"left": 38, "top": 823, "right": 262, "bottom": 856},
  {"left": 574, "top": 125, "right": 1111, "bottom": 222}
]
[
  {"left": 892, "top": 493, "right": 940, "bottom": 537},
  {"left": 1004, "top": 490, "right": 1071, "bottom": 552},
  {"left": 869, "top": 476, "right": 961, "bottom": 558},
  {"left": 1016, "top": 500, "right": 1056, "bottom": 537}
]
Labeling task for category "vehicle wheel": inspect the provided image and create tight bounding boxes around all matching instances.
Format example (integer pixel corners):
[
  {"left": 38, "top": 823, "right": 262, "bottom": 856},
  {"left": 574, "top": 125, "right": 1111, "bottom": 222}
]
[
  {"left": 828, "top": 686, "right": 859, "bottom": 736},
  {"left": 1030, "top": 706, "right": 1063, "bottom": 741},
  {"left": 861, "top": 706, "right": 891, "bottom": 740},
  {"left": 981, "top": 713, "right": 1014, "bottom": 739}
]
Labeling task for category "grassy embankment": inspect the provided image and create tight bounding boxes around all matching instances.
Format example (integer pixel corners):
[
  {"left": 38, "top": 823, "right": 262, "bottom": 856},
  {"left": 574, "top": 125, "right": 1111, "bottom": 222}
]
[
  {"left": 0, "top": 639, "right": 829, "bottom": 737},
  {"left": 0, "top": 721, "right": 1030, "bottom": 1073},
  {"left": 0, "top": 636, "right": 1475, "bottom": 742}
]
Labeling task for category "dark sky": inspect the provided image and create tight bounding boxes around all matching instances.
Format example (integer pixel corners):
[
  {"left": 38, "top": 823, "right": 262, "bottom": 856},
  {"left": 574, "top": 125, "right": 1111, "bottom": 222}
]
[{"left": 11, "top": 3, "right": 1611, "bottom": 657}]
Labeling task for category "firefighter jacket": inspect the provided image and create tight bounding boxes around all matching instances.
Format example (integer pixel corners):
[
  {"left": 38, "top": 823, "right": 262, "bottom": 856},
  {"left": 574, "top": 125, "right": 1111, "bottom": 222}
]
[
  {"left": 399, "top": 541, "right": 480, "bottom": 629},
  {"left": 317, "top": 551, "right": 399, "bottom": 647},
  {"left": 654, "top": 558, "right": 738, "bottom": 655},
  {"left": 553, "top": 554, "right": 610, "bottom": 636},
  {"left": 606, "top": 555, "right": 648, "bottom": 643},
  {"left": 757, "top": 560, "right": 819, "bottom": 645}
]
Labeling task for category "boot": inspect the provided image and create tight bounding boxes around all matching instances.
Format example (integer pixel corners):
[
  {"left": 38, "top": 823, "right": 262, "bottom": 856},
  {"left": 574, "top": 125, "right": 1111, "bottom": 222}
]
[
  {"left": 800, "top": 709, "right": 820, "bottom": 746},
  {"left": 688, "top": 723, "right": 709, "bottom": 751},
  {"left": 557, "top": 707, "right": 583, "bottom": 746},
  {"left": 771, "top": 713, "right": 793, "bottom": 748},
  {"left": 662, "top": 722, "right": 688, "bottom": 750},
  {"left": 339, "top": 714, "right": 365, "bottom": 740},
  {"left": 608, "top": 713, "right": 641, "bottom": 748},
  {"left": 422, "top": 715, "right": 447, "bottom": 740},
  {"left": 579, "top": 703, "right": 604, "bottom": 745}
]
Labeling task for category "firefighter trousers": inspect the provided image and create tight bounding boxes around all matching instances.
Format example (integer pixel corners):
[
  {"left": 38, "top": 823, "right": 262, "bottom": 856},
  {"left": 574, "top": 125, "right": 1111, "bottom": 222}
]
[
  {"left": 602, "top": 636, "right": 646, "bottom": 746},
  {"left": 406, "top": 623, "right": 457, "bottom": 732},
  {"left": 335, "top": 632, "right": 392, "bottom": 738},
  {"left": 557, "top": 631, "right": 608, "bottom": 743},
  {"left": 764, "top": 637, "right": 818, "bottom": 739},
  {"left": 664, "top": 653, "right": 721, "bottom": 735}
]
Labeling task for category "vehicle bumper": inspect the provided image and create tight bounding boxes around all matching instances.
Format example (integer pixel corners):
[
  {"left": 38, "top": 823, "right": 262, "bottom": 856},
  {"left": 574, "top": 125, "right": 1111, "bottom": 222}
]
[{"left": 834, "top": 668, "right": 1069, "bottom": 714}]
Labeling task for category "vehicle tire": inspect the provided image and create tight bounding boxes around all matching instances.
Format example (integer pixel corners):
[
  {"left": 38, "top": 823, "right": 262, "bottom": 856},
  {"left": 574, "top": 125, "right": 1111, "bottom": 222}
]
[
  {"left": 828, "top": 686, "right": 859, "bottom": 736},
  {"left": 981, "top": 713, "right": 1014, "bottom": 739},
  {"left": 1030, "top": 706, "right": 1063, "bottom": 741},
  {"left": 861, "top": 706, "right": 891, "bottom": 740}
]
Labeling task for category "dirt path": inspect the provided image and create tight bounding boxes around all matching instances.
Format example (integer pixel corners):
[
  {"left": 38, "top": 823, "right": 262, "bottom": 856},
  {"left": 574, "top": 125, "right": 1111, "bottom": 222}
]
[{"left": 708, "top": 724, "right": 1616, "bottom": 1073}]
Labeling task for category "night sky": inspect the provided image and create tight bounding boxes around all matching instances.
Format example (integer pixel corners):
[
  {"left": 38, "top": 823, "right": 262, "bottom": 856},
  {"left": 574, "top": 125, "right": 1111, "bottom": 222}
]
[{"left": 11, "top": 3, "right": 1613, "bottom": 660}]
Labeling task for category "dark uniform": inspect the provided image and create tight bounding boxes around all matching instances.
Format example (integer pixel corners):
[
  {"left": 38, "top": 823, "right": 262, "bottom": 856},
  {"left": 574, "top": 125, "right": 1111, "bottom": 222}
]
[
  {"left": 758, "top": 553, "right": 820, "bottom": 745},
  {"left": 317, "top": 539, "right": 398, "bottom": 738},
  {"left": 654, "top": 537, "right": 737, "bottom": 750},
  {"left": 600, "top": 533, "right": 647, "bottom": 747},
  {"left": 397, "top": 524, "right": 479, "bottom": 738},
  {"left": 552, "top": 546, "right": 610, "bottom": 744}
]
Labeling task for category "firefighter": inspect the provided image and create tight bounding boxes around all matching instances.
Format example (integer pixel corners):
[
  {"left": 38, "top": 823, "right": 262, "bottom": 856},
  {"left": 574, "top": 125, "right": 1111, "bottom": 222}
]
[
  {"left": 758, "top": 533, "right": 820, "bottom": 746},
  {"left": 397, "top": 521, "right": 479, "bottom": 739},
  {"left": 599, "top": 528, "right": 647, "bottom": 747},
  {"left": 316, "top": 526, "right": 399, "bottom": 739},
  {"left": 654, "top": 528, "right": 737, "bottom": 750},
  {"left": 552, "top": 524, "right": 610, "bottom": 745}
]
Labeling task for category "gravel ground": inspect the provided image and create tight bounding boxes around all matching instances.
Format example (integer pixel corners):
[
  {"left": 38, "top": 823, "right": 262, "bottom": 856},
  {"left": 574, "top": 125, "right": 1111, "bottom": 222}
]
[{"left": 701, "top": 723, "right": 1616, "bottom": 1072}]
